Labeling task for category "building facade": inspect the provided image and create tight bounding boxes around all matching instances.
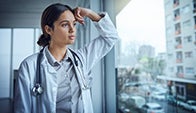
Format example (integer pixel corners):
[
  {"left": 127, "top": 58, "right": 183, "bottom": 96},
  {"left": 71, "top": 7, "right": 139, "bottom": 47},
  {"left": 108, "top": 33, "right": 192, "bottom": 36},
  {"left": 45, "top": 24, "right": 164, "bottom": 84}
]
[{"left": 164, "top": 0, "right": 196, "bottom": 100}]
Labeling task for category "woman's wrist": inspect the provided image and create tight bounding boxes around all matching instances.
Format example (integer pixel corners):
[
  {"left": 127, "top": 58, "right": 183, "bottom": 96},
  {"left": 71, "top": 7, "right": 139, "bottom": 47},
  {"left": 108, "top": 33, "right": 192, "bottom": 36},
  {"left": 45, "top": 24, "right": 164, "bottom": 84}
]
[{"left": 87, "top": 10, "right": 102, "bottom": 22}]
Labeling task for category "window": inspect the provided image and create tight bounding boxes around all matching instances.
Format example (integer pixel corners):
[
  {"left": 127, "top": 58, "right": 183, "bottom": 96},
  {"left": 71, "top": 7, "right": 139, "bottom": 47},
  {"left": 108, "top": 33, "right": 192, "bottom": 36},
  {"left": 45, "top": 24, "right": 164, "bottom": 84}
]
[
  {"left": 184, "top": 35, "right": 192, "bottom": 43},
  {"left": 183, "top": 20, "right": 191, "bottom": 29},
  {"left": 185, "top": 51, "right": 193, "bottom": 58},
  {"left": 173, "top": 0, "right": 179, "bottom": 8},
  {"left": 116, "top": 0, "right": 196, "bottom": 113},
  {"left": 194, "top": 16, "right": 196, "bottom": 29},
  {"left": 175, "top": 37, "right": 182, "bottom": 49},
  {"left": 185, "top": 67, "right": 194, "bottom": 74},
  {"left": 0, "top": 28, "right": 40, "bottom": 98},
  {"left": 182, "top": 4, "right": 190, "bottom": 14},
  {"left": 194, "top": 0, "right": 196, "bottom": 13},
  {"left": 174, "top": 9, "right": 180, "bottom": 21},
  {"left": 175, "top": 23, "right": 181, "bottom": 35},
  {"left": 0, "top": 29, "right": 11, "bottom": 98}
]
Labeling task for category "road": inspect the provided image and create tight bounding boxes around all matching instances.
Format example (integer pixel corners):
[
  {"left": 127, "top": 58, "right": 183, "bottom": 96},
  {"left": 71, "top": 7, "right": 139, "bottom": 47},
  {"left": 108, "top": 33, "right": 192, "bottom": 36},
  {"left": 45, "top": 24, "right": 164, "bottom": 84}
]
[
  {"left": 118, "top": 98, "right": 195, "bottom": 113},
  {"left": 152, "top": 99, "right": 194, "bottom": 113}
]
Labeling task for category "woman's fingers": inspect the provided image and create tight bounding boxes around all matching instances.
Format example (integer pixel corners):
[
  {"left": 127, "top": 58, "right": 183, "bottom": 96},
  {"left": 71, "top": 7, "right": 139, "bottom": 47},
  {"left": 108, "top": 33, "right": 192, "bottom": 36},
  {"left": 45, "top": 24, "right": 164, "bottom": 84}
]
[
  {"left": 74, "top": 7, "right": 85, "bottom": 24},
  {"left": 74, "top": 7, "right": 90, "bottom": 24}
]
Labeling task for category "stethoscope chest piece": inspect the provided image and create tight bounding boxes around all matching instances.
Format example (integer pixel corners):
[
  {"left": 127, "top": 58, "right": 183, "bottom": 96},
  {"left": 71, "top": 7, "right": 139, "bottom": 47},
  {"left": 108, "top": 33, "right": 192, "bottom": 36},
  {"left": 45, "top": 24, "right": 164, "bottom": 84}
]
[{"left": 32, "top": 83, "right": 44, "bottom": 96}]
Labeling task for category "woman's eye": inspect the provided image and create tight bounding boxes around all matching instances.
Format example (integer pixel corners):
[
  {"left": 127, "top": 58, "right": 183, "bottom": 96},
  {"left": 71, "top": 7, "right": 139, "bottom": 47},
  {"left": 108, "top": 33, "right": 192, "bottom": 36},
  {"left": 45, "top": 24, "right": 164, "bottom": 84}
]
[
  {"left": 62, "top": 24, "right": 69, "bottom": 27},
  {"left": 73, "top": 23, "right": 77, "bottom": 26}
]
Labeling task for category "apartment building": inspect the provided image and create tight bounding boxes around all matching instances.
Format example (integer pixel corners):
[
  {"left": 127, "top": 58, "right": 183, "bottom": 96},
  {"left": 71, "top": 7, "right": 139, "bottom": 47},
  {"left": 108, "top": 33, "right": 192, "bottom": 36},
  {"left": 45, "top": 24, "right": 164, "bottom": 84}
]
[{"left": 164, "top": 0, "right": 196, "bottom": 100}]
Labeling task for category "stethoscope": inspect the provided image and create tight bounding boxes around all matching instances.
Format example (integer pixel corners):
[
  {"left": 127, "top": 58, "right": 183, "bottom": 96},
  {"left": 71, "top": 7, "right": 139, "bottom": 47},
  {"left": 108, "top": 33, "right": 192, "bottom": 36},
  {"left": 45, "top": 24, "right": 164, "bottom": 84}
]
[{"left": 32, "top": 48, "right": 79, "bottom": 97}]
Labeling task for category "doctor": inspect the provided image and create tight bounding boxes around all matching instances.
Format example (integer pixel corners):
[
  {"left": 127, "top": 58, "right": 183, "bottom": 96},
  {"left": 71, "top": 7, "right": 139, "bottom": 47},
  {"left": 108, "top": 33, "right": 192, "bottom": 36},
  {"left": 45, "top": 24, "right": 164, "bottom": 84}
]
[{"left": 14, "top": 3, "right": 119, "bottom": 113}]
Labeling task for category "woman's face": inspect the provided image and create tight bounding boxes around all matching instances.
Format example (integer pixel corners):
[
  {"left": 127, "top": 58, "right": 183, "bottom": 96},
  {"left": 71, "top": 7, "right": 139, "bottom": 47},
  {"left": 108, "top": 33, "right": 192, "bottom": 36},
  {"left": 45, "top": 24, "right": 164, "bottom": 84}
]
[{"left": 48, "top": 10, "right": 77, "bottom": 47}]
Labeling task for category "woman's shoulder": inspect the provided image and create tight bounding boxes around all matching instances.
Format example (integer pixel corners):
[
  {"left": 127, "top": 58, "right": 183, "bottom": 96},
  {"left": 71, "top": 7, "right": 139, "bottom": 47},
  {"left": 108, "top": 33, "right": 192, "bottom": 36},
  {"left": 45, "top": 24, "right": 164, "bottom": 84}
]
[{"left": 20, "top": 53, "right": 39, "bottom": 65}]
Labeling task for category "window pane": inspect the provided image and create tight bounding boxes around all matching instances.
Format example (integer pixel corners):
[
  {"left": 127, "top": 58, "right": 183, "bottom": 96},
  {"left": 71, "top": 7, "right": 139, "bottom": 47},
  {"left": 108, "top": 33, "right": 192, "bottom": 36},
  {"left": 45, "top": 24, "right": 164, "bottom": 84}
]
[
  {"left": 35, "top": 28, "right": 42, "bottom": 52},
  {"left": 13, "top": 28, "right": 34, "bottom": 69},
  {"left": 116, "top": 0, "right": 196, "bottom": 113},
  {"left": 0, "top": 29, "right": 11, "bottom": 98}
]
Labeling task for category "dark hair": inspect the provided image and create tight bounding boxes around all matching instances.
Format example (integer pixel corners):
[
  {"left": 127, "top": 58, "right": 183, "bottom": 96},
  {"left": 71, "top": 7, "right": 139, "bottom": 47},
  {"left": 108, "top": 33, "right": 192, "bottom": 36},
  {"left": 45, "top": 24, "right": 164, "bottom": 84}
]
[{"left": 37, "top": 3, "right": 74, "bottom": 47}]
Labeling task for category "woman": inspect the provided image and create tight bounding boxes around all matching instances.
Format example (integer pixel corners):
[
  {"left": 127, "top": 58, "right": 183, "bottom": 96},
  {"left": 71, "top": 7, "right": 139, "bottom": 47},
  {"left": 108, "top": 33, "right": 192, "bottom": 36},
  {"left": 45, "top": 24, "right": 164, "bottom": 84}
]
[{"left": 14, "top": 3, "right": 119, "bottom": 113}]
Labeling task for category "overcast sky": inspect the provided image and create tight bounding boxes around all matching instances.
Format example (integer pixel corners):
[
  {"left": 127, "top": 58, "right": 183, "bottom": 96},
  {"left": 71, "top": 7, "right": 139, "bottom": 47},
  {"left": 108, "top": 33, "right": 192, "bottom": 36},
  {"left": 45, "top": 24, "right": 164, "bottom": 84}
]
[{"left": 116, "top": 0, "right": 166, "bottom": 55}]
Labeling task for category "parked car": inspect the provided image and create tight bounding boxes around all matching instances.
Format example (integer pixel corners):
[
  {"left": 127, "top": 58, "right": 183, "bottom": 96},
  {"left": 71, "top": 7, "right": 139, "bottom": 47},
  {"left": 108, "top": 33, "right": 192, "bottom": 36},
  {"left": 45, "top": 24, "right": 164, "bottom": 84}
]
[
  {"left": 118, "top": 93, "right": 130, "bottom": 102},
  {"left": 140, "top": 102, "right": 165, "bottom": 113},
  {"left": 183, "top": 100, "right": 196, "bottom": 112},
  {"left": 152, "top": 91, "right": 166, "bottom": 100},
  {"left": 166, "top": 95, "right": 177, "bottom": 105},
  {"left": 177, "top": 100, "right": 188, "bottom": 109},
  {"left": 126, "top": 96, "right": 146, "bottom": 109}
]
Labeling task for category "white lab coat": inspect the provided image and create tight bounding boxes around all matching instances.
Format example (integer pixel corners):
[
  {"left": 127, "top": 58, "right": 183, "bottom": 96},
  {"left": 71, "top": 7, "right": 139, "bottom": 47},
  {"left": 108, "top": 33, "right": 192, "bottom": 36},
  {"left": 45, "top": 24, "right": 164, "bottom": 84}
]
[{"left": 14, "top": 13, "right": 119, "bottom": 113}]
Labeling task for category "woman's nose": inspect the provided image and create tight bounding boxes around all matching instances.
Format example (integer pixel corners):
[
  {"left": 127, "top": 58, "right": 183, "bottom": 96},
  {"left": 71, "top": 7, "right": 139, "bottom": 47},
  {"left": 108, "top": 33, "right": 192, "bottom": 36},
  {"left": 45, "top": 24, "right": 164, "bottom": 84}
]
[{"left": 69, "top": 25, "right": 75, "bottom": 33}]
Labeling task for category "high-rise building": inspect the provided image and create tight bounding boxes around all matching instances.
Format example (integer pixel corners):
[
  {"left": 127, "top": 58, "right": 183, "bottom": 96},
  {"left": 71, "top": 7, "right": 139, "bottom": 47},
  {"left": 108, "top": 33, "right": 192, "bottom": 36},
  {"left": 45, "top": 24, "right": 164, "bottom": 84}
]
[{"left": 164, "top": 0, "right": 196, "bottom": 100}]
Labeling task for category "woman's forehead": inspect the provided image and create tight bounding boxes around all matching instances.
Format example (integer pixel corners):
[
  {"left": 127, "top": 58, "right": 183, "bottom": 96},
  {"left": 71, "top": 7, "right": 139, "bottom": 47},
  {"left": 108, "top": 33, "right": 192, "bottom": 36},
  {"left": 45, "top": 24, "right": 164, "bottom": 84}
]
[{"left": 57, "top": 10, "right": 75, "bottom": 22}]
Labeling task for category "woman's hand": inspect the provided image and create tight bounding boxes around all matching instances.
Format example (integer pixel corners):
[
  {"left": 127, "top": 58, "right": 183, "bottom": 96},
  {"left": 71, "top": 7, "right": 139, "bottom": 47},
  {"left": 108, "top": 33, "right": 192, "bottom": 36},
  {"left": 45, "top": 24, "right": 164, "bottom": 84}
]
[{"left": 74, "top": 7, "right": 102, "bottom": 24}]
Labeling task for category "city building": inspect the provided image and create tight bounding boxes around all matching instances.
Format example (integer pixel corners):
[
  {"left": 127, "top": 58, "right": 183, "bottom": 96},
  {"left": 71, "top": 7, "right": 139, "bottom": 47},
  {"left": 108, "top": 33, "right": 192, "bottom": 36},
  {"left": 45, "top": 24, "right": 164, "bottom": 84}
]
[
  {"left": 138, "top": 45, "right": 155, "bottom": 59},
  {"left": 163, "top": 0, "right": 196, "bottom": 101}
]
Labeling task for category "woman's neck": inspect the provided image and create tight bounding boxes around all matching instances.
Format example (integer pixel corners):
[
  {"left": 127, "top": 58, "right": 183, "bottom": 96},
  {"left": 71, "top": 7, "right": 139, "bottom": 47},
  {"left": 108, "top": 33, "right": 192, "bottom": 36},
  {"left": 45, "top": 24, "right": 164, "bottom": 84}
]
[{"left": 48, "top": 45, "right": 67, "bottom": 62}]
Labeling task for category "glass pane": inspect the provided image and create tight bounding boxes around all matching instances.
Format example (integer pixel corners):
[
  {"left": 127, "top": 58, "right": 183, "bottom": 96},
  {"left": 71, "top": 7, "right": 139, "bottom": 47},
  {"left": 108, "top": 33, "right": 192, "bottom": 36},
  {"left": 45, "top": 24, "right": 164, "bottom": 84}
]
[
  {"left": 35, "top": 28, "right": 42, "bottom": 52},
  {"left": 13, "top": 28, "right": 34, "bottom": 69},
  {"left": 0, "top": 29, "right": 11, "bottom": 98},
  {"left": 116, "top": 0, "right": 196, "bottom": 113}
]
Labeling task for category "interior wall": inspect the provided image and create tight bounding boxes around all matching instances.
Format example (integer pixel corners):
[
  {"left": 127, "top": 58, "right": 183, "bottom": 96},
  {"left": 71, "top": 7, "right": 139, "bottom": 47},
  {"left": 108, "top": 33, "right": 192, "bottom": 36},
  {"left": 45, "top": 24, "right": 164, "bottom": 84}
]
[{"left": 0, "top": 0, "right": 77, "bottom": 28}]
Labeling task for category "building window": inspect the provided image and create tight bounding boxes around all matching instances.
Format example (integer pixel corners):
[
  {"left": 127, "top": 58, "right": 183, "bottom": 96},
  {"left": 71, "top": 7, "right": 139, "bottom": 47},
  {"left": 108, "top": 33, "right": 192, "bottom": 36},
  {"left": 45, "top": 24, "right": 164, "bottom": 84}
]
[
  {"left": 182, "top": 4, "right": 190, "bottom": 14},
  {"left": 176, "top": 84, "right": 186, "bottom": 99},
  {"left": 175, "top": 23, "right": 181, "bottom": 35},
  {"left": 177, "top": 66, "right": 184, "bottom": 77},
  {"left": 174, "top": 9, "right": 180, "bottom": 21},
  {"left": 194, "top": 0, "right": 196, "bottom": 13},
  {"left": 184, "top": 35, "right": 192, "bottom": 43},
  {"left": 185, "top": 51, "right": 193, "bottom": 58},
  {"left": 173, "top": 0, "right": 179, "bottom": 8},
  {"left": 175, "top": 37, "right": 182, "bottom": 49},
  {"left": 176, "top": 51, "right": 183, "bottom": 63},
  {"left": 185, "top": 67, "right": 194, "bottom": 74},
  {"left": 183, "top": 20, "right": 191, "bottom": 29}
]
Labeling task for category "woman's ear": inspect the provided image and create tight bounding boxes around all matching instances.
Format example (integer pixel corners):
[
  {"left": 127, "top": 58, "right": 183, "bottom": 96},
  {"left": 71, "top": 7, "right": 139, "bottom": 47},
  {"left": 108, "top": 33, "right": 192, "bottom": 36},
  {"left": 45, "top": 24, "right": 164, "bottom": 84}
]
[{"left": 45, "top": 25, "right": 53, "bottom": 35}]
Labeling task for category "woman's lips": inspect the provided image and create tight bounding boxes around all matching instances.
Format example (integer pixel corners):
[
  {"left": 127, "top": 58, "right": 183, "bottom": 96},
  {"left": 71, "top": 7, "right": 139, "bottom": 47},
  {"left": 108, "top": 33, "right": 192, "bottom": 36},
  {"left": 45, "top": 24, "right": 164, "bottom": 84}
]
[{"left": 69, "top": 35, "right": 76, "bottom": 40}]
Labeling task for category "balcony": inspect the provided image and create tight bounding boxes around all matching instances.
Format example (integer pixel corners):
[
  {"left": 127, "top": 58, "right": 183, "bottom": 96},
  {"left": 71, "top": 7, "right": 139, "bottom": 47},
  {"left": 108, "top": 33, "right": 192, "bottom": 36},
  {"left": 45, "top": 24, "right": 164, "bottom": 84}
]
[
  {"left": 176, "top": 59, "right": 182, "bottom": 63},
  {"left": 174, "top": 16, "right": 180, "bottom": 21},
  {"left": 175, "top": 44, "right": 182, "bottom": 49},
  {"left": 175, "top": 30, "right": 181, "bottom": 35},
  {"left": 176, "top": 73, "right": 184, "bottom": 78}
]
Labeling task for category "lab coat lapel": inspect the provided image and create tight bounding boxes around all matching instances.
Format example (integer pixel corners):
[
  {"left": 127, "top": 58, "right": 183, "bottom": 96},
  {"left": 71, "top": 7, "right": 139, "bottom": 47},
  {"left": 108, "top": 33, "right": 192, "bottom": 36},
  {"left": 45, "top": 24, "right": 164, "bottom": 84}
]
[{"left": 69, "top": 53, "right": 94, "bottom": 113}]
